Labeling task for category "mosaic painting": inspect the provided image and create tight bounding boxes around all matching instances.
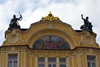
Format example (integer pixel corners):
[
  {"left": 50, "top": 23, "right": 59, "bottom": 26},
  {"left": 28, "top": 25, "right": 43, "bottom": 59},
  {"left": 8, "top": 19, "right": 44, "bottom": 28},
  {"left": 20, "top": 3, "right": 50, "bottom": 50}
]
[{"left": 33, "top": 36, "right": 70, "bottom": 49}]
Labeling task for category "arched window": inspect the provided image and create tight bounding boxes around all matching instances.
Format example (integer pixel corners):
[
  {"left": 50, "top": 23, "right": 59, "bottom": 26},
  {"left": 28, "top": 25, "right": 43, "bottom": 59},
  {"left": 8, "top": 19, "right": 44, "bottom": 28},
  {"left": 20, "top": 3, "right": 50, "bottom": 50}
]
[{"left": 33, "top": 36, "right": 70, "bottom": 49}]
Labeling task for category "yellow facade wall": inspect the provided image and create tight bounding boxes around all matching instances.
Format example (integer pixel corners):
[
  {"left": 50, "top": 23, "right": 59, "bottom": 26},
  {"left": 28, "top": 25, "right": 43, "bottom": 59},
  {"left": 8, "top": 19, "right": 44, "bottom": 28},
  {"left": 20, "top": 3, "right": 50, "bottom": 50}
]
[
  {"left": 74, "top": 57, "right": 78, "bottom": 67},
  {"left": 48, "top": 53, "right": 56, "bottom": 56},
  {"left": 19, "top": 51, "right": 21, "bottom": 67},
  {"left": 32, "top": 57, "right": 35, "bottom": 67},
  {"left": 38, "top": 53, "right": 45, "bottom": 55},
  {"left": 27, "top": 55, "right": 30, "bottom": 67},
  {"left": 81, "top": 55, "right": 83, "bottom": 67},
  {"left": 1, "top": 54, "right": 4, "bottom": 67},
  {"left": 4, "top": 53, "right": 6, "bottom": 67},
  {"left": 69, "top": 58, "right": 72, "bottom": 67},
  {"left": 59, "top": 53, "right": 66, "bottom": 56},
  {"left": 22, "top": 53, "right": 24, "bottom": 66},
  {"left": 83, "top": 54, "right": 87, "bottom": 67}
]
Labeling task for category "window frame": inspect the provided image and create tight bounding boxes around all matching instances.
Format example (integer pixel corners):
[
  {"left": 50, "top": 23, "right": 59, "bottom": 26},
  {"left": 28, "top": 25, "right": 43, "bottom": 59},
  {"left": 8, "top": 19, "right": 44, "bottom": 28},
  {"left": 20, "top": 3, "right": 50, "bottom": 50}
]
[
  {"left": 59, "top": 58, "right": 66, "bottom": 67},
  {"left": 38, "top": 57, "right": 45, "bottom": 67},
  {"left": 7, "top": 54, "right": 18, "bottom": 67},
  {"left": 48, "top": 58, "right": 56, "bottom": 67},
  {"left": 87, "top": 56, "right": 96, "bottom": 67}
]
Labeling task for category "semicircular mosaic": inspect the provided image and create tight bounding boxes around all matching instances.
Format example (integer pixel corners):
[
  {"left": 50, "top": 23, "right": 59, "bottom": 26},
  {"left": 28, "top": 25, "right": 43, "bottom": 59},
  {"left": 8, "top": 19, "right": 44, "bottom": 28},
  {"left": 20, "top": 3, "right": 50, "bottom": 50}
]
[{"left": 33, "top": 36, "right": 70, "bottom": 49}]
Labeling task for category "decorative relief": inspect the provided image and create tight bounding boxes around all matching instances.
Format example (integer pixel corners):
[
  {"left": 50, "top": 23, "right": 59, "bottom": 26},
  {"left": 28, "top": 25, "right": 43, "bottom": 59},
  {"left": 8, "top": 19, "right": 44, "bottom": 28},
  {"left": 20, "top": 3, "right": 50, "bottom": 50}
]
[
  {"left": 83, "top": 32, "right": 95, "bottom": 46},
  {"left": 48, "top": 23, "right": 54, "bottom": 28},
  {"left": 10, "top": 47, "right": 16, "bottom": 52},
  {"left": 61, "top": 33, "right": 66, "bottom": 37},
  {"left": 80, "top": 42, "right": 85, "bottom": 46},
  {"left": 78, "top": 50, "right": 83, "bottom": 54},
  {"left": 45, "top": 51, "right": 48, "bottom": 56},
  {"left": 42, "top": 12, "right": 59, "bottom": 21},
  {"left": 8, "top": 34, "right": 19, "bottom": 44},
  {"left": 66, "top": 52, "right": 69, "bottom": 57},
  {"left": 35, "top": 32, "right": 41, "bottom": 36},
  {"left": 35, "top": 51, "right": 38, "bottom": 56},
  {"left": 1, "top": 49, "right": 5, "bottom": 53},
  {"left": 88, "top": 49, "right": 93, "bottom": 54},
  {"left": 27, "top": 50, "right": 32, "bottom": 55},
  {"left": 56, "top": 52, "right": 59, "bottom": 57},
  {"left": 98, "top": 51, "right": 100, "bottom": 55},
  {"left": 7, "top": 29, "right": 22, "bottom": 44}
]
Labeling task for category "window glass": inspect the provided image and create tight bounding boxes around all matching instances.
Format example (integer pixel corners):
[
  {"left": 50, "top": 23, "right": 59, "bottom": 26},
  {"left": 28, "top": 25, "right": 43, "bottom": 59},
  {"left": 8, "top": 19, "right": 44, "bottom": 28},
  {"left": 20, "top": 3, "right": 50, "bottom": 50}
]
[
  {"left": 8, "top": 55, "right": 17, "bottom": 59},
  {"left": 14, "top": 61, "right": 17, "bottom": 67},
  {"left": 48, "top": 58, "right": 56, "bottom": 67},
  {"left": 48, "top": 64, "right": 51, "bottom": 67},
  {"left": 38, "top": 58, "right": 45, "bottom": 67},
  {"left": 48, "top": 58, "right": 56, "bottom": 62},
  {"left": 87, "top": 56, "right": 95, "bottom": 61},
  {"left": 60, "top": 58, "right": 66, "bottom": 62},
  {"left": 38, "top": 64, "right": 44, "bottom": 67},
  {"left": 53, "top": 64, "right": 56, "bottom": 67},
  {"left": 59, "top": 58, "right": 66, "bottom": 67},
  {"left": 88, "top": 62, "right": 91, "bottom": 67},
  {"left": 92, "top": 62, "right": 96, "bottom": 67},
  {"left": 8, "top": 61, "right": 12, "bottom": 67},
  {"left": 60, "top": 64, "right": 66, "bottom": 67},
  {"left": 38, "top": 58, "right": 44, "bottom": 62}
]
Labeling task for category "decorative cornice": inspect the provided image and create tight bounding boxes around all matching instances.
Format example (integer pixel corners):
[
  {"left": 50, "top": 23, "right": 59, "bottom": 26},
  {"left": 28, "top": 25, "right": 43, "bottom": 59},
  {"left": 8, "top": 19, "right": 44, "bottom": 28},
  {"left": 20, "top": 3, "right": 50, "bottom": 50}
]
[{"left": 0, "top": 45, "right": 100, "bottom": 51}]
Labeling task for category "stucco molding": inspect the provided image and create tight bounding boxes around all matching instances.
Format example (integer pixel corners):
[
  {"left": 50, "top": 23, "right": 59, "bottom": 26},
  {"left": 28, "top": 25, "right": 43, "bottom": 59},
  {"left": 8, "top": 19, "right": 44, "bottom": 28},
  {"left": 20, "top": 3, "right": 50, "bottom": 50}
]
[
  {"left": 5, "top": 29, "right": 23, "bottom": 45},
  {"left": 82, "top": 31, "right": 96, "bottom": 46}
]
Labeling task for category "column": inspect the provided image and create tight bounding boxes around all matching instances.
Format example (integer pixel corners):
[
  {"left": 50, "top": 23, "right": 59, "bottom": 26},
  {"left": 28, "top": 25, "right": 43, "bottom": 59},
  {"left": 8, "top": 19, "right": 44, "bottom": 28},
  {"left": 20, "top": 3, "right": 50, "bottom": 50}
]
[
  {"left": 45, "top": 56, "right": 48, "bottom": 67},
  {"left": 56, "top": 56, "right": 59, "bottom": 67},
  {"left": 30, "top": 55, "right": 32, "bottom": 67},
  {"left": 66, "top": 57, "right": 69, "bottom": 67},
  {"left": 72, "top": 57, "right": 74, "bottom": 67},
  {"left": 35, "top": 56, "right": 38, "bottom": 67}
]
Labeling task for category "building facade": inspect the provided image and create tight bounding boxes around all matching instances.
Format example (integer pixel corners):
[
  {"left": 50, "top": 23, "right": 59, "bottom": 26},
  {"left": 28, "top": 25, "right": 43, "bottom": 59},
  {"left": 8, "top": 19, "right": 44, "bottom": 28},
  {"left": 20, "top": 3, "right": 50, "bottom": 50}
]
[{"left": 0, "top": 12, "right": 100, "bottom": 67}]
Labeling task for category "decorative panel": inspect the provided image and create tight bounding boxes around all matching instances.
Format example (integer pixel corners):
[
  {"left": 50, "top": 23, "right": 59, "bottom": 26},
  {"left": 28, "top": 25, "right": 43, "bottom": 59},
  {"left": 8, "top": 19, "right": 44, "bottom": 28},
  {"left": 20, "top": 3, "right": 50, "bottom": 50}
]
[{"left": 33, "top": 36, "right": 70, "bottom": 49}]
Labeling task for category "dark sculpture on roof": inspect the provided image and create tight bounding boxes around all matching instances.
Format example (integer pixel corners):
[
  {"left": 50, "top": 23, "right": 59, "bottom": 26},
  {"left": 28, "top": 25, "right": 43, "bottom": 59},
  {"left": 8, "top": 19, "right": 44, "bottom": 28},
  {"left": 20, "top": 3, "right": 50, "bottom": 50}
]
[
  {"left": 80, "top": 14, "right": 93, "bottom": 33},
  {"left": 8, "top": 11, "right": 22, "bottom": 30}
]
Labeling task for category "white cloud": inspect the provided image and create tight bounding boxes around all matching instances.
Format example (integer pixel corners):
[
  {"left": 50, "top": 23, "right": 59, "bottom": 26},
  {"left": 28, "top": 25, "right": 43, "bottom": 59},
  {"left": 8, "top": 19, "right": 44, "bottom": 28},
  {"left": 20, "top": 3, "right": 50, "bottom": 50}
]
[{"left": 0, "top": 0, "right": 100, "bottom": 46}]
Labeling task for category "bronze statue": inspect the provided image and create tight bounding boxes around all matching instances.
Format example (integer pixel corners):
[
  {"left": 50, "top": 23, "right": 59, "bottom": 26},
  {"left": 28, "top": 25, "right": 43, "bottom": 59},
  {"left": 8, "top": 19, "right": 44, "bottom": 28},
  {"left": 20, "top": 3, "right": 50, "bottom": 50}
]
[
  {"left": 81, "top": 14, "right": 89, "bottom": 30},
  {"left": 8, "top": 11, "right": 22, "bottom": 30},
  {"left": 80, "top": 14, "right": 93, "bottom": 33}
]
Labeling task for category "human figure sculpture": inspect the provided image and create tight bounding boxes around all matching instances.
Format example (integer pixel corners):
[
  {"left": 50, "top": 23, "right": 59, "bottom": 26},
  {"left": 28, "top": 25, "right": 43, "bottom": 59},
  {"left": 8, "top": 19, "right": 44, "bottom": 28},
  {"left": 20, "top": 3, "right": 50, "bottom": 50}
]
[
  {"left": 8, "top": 11, "right": 22, "bottom": 30},
  {"left": 87, "top": 22, "right": 93, "bottom": 33},
  {"left": 81, "top": 14, "right": 89, "bottom": 30},
  {"left": 80, "top": 14, "right": 93, "bottom": 33}
]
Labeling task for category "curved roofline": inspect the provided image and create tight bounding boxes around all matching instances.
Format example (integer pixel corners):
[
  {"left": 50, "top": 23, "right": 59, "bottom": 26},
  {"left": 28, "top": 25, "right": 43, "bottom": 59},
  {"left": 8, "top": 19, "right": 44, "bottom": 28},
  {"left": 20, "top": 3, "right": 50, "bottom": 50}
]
[{"left": 5, "top": 20, "right": 97, "bottom": 38}]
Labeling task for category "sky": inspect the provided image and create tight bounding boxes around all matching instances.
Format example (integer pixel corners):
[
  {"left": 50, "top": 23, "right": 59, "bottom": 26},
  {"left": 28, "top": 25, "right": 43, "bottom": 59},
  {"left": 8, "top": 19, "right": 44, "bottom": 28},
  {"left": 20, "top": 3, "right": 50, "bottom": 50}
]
[{"left": 0, "top": 0, "right": 100, "bottom": 46}]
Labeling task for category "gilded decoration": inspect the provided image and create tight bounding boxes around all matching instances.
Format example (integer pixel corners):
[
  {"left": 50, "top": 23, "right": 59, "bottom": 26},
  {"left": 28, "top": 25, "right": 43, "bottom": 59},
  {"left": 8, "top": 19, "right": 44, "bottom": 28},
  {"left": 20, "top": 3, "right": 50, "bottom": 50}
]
[
  {"left": 42, "top": 12, "right": 59, "bottom": 21},
  {"left": 33, "top": 36, "right": 70, "bottom": 49}
]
